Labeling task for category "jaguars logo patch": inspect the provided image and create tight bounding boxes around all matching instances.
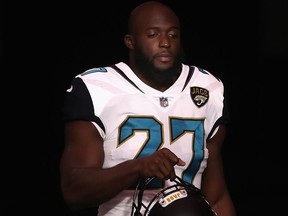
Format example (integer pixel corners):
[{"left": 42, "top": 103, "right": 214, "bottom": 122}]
[{"left": 190, "top": 87, "right": 209, "bottom": 107}]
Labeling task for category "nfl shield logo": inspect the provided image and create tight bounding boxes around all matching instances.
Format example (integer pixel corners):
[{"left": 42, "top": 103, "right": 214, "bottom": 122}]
[{"left": 160, "top": 97, "right": 168, "bottom": 107}]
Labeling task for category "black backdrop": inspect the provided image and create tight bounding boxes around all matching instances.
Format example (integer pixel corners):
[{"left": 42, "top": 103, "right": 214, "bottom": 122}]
[{"left": 2, "top": 0, "right": 287, "bottom": 215}]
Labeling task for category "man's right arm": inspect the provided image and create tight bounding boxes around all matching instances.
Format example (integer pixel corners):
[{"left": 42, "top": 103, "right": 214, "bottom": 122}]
[{"left": 60, "top": 120, "right": 185, "bottom": 209}]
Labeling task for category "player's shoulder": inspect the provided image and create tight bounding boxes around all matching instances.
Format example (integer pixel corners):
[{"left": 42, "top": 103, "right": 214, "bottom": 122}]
[
  {"left": 185, "top": 64, "right": 223, "bottom": 83},
  {"left": 76, "top": 62, "right": 126, "bottom": 79}
]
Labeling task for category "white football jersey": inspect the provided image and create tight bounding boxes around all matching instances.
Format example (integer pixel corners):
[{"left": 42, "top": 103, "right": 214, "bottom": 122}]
[{"left": 63, "top": 62, "right": 229, "bottom": 216}]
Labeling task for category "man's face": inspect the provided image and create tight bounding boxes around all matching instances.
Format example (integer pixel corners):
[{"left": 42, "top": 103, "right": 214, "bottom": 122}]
[
  {"left": 133, "top": 41, "right": 183, "bottom": 84},
  {"left": 129, "top": 5, "right": 185, "bottom": 84}
]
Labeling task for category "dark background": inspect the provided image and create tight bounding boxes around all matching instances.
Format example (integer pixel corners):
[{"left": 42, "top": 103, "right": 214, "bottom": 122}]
[{"left": 2, "top": 0, "right": 287, "bottom": 215}]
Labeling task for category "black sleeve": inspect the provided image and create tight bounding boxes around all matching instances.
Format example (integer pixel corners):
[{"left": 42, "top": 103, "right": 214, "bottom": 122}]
[
  {"left": 62, "top": 77, "right": 105, "bottom": 132},
  {"left": 207, "top": 86, "right": 230, "bottom": 140}
]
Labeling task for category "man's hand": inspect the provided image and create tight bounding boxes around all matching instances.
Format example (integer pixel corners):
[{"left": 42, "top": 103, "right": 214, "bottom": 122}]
[{"left": 136, "top": 148, "right": 186, "bottom": 181}]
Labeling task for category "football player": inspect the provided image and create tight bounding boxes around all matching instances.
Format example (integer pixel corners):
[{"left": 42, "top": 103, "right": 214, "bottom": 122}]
[{"left": 60, "top": 1, "right": 237, "bottom": 216}]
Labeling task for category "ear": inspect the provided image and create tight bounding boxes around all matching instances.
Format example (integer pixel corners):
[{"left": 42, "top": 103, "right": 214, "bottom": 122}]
[{"left": 124, "top": 34, "right": 134, "bottom": 49}]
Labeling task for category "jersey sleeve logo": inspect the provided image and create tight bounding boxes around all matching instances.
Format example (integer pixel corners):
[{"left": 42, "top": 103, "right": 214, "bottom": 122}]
[
  {"left": 80, "top": 67, "right": 108, "bottom": 76},
  {"left": 190, "top": 87, "right": 209, "bottom": 108}
]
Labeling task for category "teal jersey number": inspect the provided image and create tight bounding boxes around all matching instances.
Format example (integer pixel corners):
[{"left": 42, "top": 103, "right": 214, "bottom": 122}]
[{"left": 119, "top": 116, "right": 205, "bottom": 186}]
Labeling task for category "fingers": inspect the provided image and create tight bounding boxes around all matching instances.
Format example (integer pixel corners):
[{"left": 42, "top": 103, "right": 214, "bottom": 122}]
[
  {"left": 160, "top": 148, "right": 185, "bottom": 166},
  {"left": 139, "top": 148, "right": 185, "bottom": 181},
  {"left": 159, "top": 153, "right": 177, "bottom": 180},
  {"left": 175, "top": 157, "right": 186, "bottom": 166}
]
